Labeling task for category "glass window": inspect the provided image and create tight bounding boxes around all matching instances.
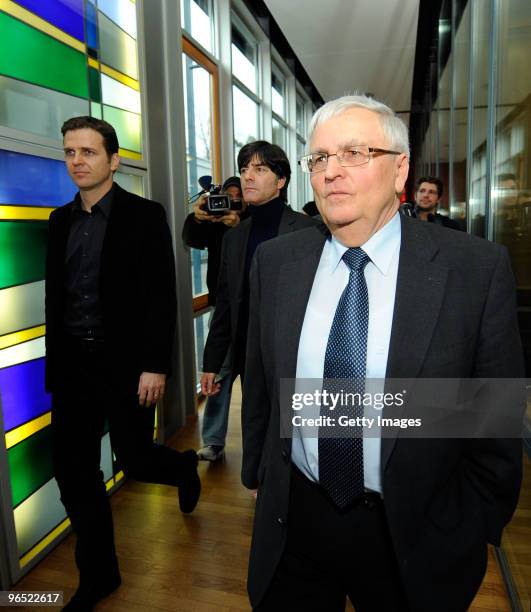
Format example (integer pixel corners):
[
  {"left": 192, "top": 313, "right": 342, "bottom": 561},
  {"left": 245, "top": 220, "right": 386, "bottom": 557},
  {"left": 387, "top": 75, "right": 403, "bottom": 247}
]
[
  {"left": 272, "top": 68, "right": 285, "bottom": 119},
  {"left": 491, "top": 0, "right": 531, "bottom": 294},
  {"left": 231, "top": 22, "right": 258, "bottom": 93},
  {"left": 297, "top": 138, "right": 310, "bottom": 209},
  {"left": 180, "top": 0, "right": 213, "bottom": 53},
  {"left": 182, "top": 52, "right": 215, "bottom": 298},
  {"left": 233, "top": 85, "right": 259, "bottom": 164},
  {"left": 469, "top": 1, "right": 492, "bottom": 238},
  {"left": 296, "top": 94, "right": 306, "bottom": 137},
  {"left": 272, "top": 117, "right": 286, "bottom": 150},
  {"left": 98, "top": 12, "right": 138, "bottom": 80},
  {"left": 193, "top": 311, "right": 210, "bottom": 388},
  {"left": 451, "top": 1, "right": 470, "bottom": 226},
  {"left": 0, "top": 75, "right": 89, "bottom": 141},
  {"left": 436, "top": 0, "right": 451, "bottom": 215}
]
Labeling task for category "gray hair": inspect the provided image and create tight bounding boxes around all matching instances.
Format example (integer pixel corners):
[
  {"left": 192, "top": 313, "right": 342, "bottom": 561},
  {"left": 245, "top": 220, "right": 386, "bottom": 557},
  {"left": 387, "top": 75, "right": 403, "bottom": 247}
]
[{"left": 308, "top": 94, "right": 410, "bottom": 159}]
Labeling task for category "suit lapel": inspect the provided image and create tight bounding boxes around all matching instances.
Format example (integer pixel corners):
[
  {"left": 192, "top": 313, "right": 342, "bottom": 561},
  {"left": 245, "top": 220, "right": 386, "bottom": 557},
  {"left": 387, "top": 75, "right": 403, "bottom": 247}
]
[
  {"left": 381, "top": 217, "right": 448, "bottom": 469},
  {"left": 275, "top": 227, "right": 327, "bottom": 453},
  {"left": 275, "top": 228, "right": 328, "bottom": 379},
  {"left": 278, "top": 206, "right": 296, "bottom": 235}
]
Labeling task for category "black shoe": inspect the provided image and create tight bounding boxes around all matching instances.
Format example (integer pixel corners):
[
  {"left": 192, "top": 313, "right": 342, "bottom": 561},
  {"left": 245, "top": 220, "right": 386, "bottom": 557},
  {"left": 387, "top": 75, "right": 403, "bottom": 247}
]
[
  {"left": 62, "top": 576, "right": 121, "bottom": 611},
  {"left": 178, "top": 449, "right": 201, "bottom": 513}
]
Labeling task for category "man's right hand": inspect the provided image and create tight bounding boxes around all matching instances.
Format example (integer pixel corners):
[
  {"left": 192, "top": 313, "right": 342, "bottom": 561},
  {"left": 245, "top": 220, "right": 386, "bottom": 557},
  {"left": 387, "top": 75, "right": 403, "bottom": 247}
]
[
  {"left": 201, "top": 372, "right": 221, "bottom": 396},
  {"left": 193, "top": 195, "right": 216, "bottom": 223}
]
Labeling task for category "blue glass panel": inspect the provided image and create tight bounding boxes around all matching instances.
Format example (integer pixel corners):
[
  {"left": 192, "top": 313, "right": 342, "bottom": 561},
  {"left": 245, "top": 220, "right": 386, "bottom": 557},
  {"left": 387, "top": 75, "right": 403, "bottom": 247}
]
[
  {"left": 86, "top": 1, "right": 98, "bottom": 50},
  {"left": 0, "top": 150, "right": 76, "bottom": 207},
  {"left": 14, "top": 0, "right": 85, "bottom": 42},
  {"left": 0, "top": 358, "right": 51, "bottom": 432}
]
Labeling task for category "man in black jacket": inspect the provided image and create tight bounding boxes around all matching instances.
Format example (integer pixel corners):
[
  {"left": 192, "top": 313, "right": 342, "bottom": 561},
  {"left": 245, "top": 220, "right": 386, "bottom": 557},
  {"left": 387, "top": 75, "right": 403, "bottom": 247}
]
[
  {"left": 182, "top": 177, "right": 248, "bottom": 461},
  {"left": 414, "top": 175, "right": 463, "bottom": 230},
  {"left": 45, "top": 117, "right": 200, "bottom": 611},
  {"left": 201, "top": 141, "right": 316, "bottom": 408},
  {"left": 182, "top": 176, "right": 247, "bottom": 305}
]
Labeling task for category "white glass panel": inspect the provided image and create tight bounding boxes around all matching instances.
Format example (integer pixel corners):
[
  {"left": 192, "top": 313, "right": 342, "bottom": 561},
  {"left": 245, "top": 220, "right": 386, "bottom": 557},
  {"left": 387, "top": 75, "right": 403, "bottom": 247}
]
[
  {"left": 272, "top": 70, "right": 285, "bottom": 118},
  {"left": 0, "top": 75, "right": 88, "bottom": 141},
  {"left": 0, "top": 281, "right": 45, "bottom": 336},
  {"left": 14, "top": 477, "right": 66, "bottom": 556},
  {"left": 115, "top": 172, "right": 144, "bottom": 196},
  {"left": 98, "top": 13, "right": 138, "bottom": 79},
  {"left": 231, "top": 26, "right": 257, "bottom": 93},
  {"left": 233, "top": 86, "right": 258, "bottom": 163},
  {"left": 272, "top": 118, "right": 286, "bottom": 150},
  {"left": 180, "top": 0, "right": 212, "bottom": 53},
  {"left": 98, "top": 0, "right": 137, "bottom": 38},
  {"left": 101, "top": 73, "right": 141, "bottom": 114},
  {"left": 296, "top": 95, "right": 305, "bottom": 137},
  {"left": 193, "top": 311, "right": 210, "bottom": 387}
]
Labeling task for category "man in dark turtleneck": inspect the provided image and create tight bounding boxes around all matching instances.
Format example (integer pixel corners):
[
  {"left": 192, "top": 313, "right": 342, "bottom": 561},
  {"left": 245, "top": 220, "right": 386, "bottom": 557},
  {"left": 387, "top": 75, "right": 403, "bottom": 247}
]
[{"left": 201, "top": 141, "right": 316, "bottom": 416}]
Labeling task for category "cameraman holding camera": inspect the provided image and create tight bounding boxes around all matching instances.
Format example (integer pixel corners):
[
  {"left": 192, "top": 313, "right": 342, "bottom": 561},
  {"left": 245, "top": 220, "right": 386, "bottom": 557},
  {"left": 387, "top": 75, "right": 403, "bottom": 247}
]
[
  {"left": 182, "top": 176, "right": 248, "bottom": 306},
  {"left": 182, "top": 176, "right": 248, "bottom": 461}
]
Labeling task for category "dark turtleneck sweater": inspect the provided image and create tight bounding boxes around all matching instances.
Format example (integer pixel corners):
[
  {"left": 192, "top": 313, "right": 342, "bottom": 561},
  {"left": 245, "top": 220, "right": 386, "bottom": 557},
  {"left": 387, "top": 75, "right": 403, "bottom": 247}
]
[{"left": 235, "top": 196, "right": 286, "bottom": 372}]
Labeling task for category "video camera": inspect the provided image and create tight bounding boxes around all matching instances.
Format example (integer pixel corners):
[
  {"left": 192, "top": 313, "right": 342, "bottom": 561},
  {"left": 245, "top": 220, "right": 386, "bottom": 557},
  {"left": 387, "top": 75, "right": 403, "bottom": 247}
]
[{"left": 190, "top": 175, "right": 243, "bottom": 216}]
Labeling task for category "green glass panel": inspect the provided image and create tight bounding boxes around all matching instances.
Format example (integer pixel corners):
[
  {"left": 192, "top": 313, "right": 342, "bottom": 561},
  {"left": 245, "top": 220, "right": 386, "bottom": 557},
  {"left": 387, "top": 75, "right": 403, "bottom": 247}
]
[
  {"left": 0, "top": 221, "right": 48, "bottom": 289},
  {"left": 8, "top": 426, "right": 54, "bottom": 508},
  {"left": 88, "top": 67, "right": 101, "bottom": 102},
  {"left": 102, "top": 105, "right": 141, "bottom": 152},
  {"left": 0, "top": 12, "right": 88, "bottom": 99},
  {"left": 91, "top": 101, "right": 102, "bottom": 119}
]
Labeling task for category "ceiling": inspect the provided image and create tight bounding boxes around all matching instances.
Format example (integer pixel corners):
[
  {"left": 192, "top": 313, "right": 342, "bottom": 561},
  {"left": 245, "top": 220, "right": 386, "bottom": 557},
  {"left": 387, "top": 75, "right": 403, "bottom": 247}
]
[{"left": 263, "top": 0, "right": 420, "bottom": 117}]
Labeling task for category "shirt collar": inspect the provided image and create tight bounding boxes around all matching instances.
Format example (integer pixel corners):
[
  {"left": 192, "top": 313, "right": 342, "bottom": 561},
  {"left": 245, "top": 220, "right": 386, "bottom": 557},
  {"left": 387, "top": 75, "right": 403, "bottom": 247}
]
[
  {"left": 73, "top": 183, "right": 115, "bottom": 218},
  {"left": 328, "top": 212, "right": 401, "bottom": 276}
]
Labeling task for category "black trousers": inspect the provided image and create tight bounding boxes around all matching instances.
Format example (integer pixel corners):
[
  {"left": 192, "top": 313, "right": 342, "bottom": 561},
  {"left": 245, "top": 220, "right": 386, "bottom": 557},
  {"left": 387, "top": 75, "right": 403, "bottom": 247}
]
[
  {"left": 256, "top": 466, "right": 410, "bottom": 612},
  {"left": 51, "top": 336, "right": 189, "bottom": 589}
]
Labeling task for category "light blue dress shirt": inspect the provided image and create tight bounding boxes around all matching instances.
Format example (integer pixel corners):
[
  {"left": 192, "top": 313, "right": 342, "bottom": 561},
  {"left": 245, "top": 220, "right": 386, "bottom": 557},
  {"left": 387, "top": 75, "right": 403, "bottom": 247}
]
[{"left": 292, "top": 212, "right": 401, "bottom": 494}]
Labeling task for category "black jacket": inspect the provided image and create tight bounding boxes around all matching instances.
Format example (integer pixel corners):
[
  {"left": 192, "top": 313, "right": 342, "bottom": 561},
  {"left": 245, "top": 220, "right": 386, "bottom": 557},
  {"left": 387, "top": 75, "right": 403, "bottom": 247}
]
[
  {"left": 181, "top": 210, "right": 249, "bottom": 305},
  {"left": 242, "top": 216, "right": 524, "bottom": 610},
  {"left": 45, "top": 183, "right": 177, "bottom": 394},
  {"left": 203, "top": 205, "right": 317, "bottom": 375}
]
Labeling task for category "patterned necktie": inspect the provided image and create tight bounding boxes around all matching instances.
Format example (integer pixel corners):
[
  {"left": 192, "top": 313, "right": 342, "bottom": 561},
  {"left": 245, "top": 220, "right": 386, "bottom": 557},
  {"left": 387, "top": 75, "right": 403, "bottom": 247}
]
[{"left": 319, "top": 247, "right": 370, "bottom": 508}]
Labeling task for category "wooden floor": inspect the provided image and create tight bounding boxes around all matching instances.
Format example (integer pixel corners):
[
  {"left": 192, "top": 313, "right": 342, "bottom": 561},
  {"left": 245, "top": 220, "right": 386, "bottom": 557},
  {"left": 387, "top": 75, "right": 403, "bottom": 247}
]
[{"left": 14, "top": 384, "right": 515, "bottom": 611}]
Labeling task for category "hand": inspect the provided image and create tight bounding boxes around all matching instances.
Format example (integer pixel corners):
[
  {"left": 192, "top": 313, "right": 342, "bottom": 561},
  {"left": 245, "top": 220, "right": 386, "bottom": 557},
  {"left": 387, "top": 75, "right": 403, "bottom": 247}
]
[
  {"left": 201, "top": 372, "right": 221, "bottom": 396},
  {"left": 193, "top": 195, "right": 216, "bottom": 223},
  {"left": 248, "top": 488, "right": 257, "bottom": 500},
  {"left": 138, "top": 372, "right": 166, "bottom": 407},
  {"left": 219, "top": 211, "right": 240, "bottom": 227}
]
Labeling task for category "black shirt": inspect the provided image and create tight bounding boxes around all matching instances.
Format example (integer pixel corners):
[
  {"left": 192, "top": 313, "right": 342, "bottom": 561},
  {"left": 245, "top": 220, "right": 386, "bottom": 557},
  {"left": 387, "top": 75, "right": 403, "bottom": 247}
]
[{"left": 63, "top": 184, "right": 115, "bottom": 338}]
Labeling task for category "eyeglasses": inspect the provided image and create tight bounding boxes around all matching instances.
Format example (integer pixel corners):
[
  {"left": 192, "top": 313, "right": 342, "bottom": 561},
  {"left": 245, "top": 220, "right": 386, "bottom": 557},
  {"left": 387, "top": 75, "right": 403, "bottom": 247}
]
[{"left": 299, "top": 146, "right": 401, "bottom": 174}]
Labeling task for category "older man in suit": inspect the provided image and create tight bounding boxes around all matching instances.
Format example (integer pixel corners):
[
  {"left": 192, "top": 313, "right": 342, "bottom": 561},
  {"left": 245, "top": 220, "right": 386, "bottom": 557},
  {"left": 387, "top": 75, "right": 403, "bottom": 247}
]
[
  {"left": 200, "top": 141, "right": 316, "bottom": 416},
  {"left": 241, "top": 95, "right": 524, "bottom": 611},
  {"left": 46, "top": 116, "right": 200, "bottom": 611}
]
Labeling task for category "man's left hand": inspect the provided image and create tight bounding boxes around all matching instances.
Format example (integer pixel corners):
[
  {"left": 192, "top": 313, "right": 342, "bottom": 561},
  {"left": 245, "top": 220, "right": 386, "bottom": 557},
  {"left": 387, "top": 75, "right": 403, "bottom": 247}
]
[{"left": 138, "top": 372, "right": 166, "bottom": 407}]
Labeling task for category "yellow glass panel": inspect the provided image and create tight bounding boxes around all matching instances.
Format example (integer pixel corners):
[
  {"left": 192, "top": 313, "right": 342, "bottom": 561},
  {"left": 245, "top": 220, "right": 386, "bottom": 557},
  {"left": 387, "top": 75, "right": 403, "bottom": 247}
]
[
  {"left": 0, "top": 206, "right": 54, "bottom": 221},
  {"left": 6, "top": 413, "right": 51, "bottom": 450},
  {"left": 0, "top": 325, "right": 45, "bottom": 350}
]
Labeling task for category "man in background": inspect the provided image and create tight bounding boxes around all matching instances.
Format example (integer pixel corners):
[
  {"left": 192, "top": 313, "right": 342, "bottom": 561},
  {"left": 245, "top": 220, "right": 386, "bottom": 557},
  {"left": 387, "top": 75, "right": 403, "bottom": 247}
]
[
  {"left": 414, "top": 175, "right": 463, "bottom": 230},
  {"left": 201, "top": 141, "right": 316, "bottom": 418},
  {"left": 182, "top": 177, "right": 248, "bottom": 461}
]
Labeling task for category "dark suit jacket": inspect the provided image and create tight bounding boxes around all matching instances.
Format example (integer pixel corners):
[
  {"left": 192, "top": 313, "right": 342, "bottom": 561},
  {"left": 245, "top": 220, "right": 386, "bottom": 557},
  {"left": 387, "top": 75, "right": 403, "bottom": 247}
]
[
  {"left": 45, "top": 183, "right": 177, "bottom": 394},
  {"left": 181, "top": 210, "right": 248, "bottom": 306},
  {"left": 202, "top": 205, "right": 317, "bottom": 374},
  {"left": 242, "top": 215, "right": 524, "bottom": 611}
]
